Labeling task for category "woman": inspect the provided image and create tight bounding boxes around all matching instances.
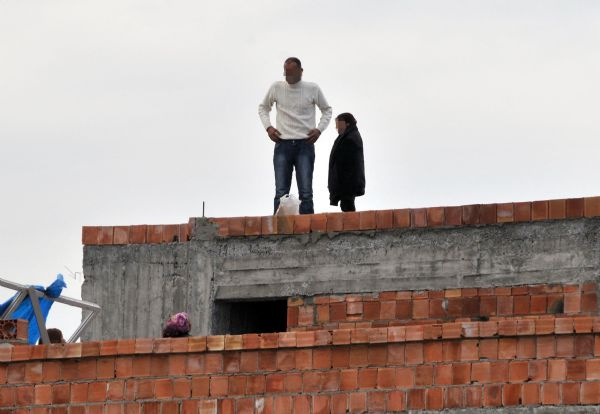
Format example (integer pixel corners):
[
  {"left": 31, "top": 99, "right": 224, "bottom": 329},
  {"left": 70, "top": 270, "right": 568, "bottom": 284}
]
[{"left": 328, "top": 113, "right": 365, "bottom": 212}]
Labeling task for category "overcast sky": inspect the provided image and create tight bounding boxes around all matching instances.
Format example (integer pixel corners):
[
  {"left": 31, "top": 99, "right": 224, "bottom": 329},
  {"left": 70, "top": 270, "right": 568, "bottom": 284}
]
[{"left": 1, "top": 0, "right": 599, "bottom": 340}]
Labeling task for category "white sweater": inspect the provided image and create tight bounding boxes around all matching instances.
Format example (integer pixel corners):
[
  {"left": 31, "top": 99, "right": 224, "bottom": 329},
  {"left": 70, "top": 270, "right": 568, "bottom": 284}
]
[{"left": 258, "top": 80, "right": 332, "bottom": 140}]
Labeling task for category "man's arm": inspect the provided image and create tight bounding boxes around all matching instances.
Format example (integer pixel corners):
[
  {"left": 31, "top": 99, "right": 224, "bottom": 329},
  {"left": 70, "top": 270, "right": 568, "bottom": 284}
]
[
  {"left": 258, "top": 84, "right": 282, "bottom": 142},
  {"left": 307, "top": 85, "right": 332, "bottom": 144},
  {"left": 315, "top": 86, "right": 333, "bottom": 133}
]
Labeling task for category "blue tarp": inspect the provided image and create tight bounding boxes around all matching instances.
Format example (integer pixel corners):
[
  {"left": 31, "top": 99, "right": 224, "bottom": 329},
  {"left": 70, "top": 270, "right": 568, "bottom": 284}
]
[{"left": 0, "top": 274, "right": 67, "bottom": 344}]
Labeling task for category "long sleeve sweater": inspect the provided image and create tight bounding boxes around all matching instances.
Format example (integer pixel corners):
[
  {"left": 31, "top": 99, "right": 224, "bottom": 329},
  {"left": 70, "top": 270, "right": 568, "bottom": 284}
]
[{"left": 258, "top": 80, "right": 332, "bottom": 140}]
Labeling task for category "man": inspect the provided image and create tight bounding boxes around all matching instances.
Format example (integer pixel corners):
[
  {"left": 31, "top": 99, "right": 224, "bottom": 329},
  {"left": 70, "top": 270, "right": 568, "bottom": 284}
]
[{"left": 259, "top": 57, "right": 332, "bottom": 214}]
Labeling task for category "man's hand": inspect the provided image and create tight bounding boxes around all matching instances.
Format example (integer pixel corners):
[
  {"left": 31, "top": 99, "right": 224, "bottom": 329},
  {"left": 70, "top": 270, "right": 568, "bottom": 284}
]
[
  {"left": 267, "top": 126, "right": 282, "bottom": 143},
  {"left": 306, "top": 128, "right": 321, "bottom": 144}
]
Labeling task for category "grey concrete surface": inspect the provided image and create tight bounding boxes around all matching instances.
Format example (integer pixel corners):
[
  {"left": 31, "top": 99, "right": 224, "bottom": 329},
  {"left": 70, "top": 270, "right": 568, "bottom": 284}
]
[{"left": 81, "top": 217, "right": 600, "bottom": 340}]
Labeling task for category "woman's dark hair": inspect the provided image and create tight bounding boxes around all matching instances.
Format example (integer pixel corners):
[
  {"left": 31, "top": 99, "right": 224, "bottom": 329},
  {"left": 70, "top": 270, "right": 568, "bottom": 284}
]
[
  {"left": 285, "top": 57, "right": 302, "bottom": 68},
  {"left": 336, "top": 112, "right": 357, "bottom": 127}
]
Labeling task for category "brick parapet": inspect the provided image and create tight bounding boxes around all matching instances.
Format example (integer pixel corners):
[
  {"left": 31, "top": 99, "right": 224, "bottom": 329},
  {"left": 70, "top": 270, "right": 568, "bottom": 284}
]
[
  {"left": 3, "top": 315, "right": 600, "bottom": 412},
  {"left": 81, "top": 196, "right": 600, "bottom": 245},
  {"left": 287, "top": 283, "right": 598, "bottom": 332}
]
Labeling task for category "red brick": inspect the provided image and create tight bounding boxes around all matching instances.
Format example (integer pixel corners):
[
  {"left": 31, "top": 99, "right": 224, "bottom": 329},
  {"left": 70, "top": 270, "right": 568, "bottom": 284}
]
[
  {"left": 34, "top": 384, "right": 52, "bottom": 405},
  {"left": 289, "top": 214, "right": 309, "bottom": 234},
  {"left": 395, "top": 300, "right": 411, "bottom": 319},
  {"left": 529, "top": 360, "right": 547, "bottom": 382},
  {"left": 425, "top": 387, "right": 444, "bottom": 410},
  {"left": 479, "top": 204, "right": 497, "bottom": 224},
  {"left": 513, "top": 295, "right": 530, "bottom": 315},
  {"left": 497, "top": 296, "right": 513, "bottom": 315},
  {"left": 556, "top": 335, "right": 574, "bottom": 357},
  {"left": 582, "top": 382, "right": 600, "bottom": 404},
  {"left": 479, "top": 338, "right": 498, "bottom": 360},
  {"left": 209, "top": 376, "right": 228, "bottom": 396},
  {"left": 517, "top": 337, "right": 536, "bottom": 359},
  {"left": 498, "top": 338, "right": 517, "bottom": 359},
  {"left": 349, "top": 392, "right": 367, "bottom": 413},
  {"left": 359, "top": 210, "right": 376, "bottom": 230},
  {"left": 357, "top": 368, "right": 377, "bottom": 389},
  {"left": 434, "top": 364, "right": 453, "bottom": 385},
  {"left": 412, "top": 299, "right": 429, "bottom": 319},
  {"left": 342, "top": 212, "right": 360, "bottom": 231},
  {"left": 376, "top": 367, "right": 395, "bottom": 389},
  {"left": 567, "top": 359, "right": 586, "bottom": 380},
  {"left": 393, "top": 209, "right": 410, "bottom": 228},
  {"left": 497, "top": 203, "right": 514, "bottom": 223},
  {"left": 242, "top": 216, "right": 260, "bottom": 236},
  {"left": 582, "top": 292, "right": 598, "bottom": 313},
  {"left": 541, "top": 382, "right": 560, "bottom": 405},
  {"left": 483, "top": 384, "right": 502, "bottom": 407},
  {"left": 502, "top": 383, "right": 522, "bottom": 406},
  {"left": 452, "top": 363, "right": 471, "bottom": 385},
  {"left": 547, "top": 359, "right": 566, "bottom": 381},
  {"left": 427, "top": 207, "right": 444, "bottom": 227},
  {"left": 388, "top": 366, "right": 412, "bottom": 389},
  {"left": 415, "top": 364, "right": 433, "bottom": 386},
  {"left": 513, "top": 202, "right": 531, "bottom": 222},
  {"left": 519, "top": 383, "right": 539, "bottom": 406},
  {"left": 88, "top": 381, "right": 107, "bottom": 402},
  {"left": 387, "top": 343, "right": 405, "bottom": 365},
  {"left": 423, "top": 341, "right": 443, "bottom": 362},
  {"left": 259, "top": 216, "right": 277, "bottom": 235},
  {"left": 387, "top": 390, "right": 405, "bottom": 412},
  {"left": 407, "top": 388, "right": 425, "bottom": 410},
  {"left": 277, "top": 215, "right": 294, "bottom": 235},
  {"left": 564, "top": 293, "right": 581, "bottom": 314},
  {"left": 587, "top": 358, "right": 600, "bottom": 380},
  {"left": 462, "top": 205, "right": 480, "bottom": 225},
  {"left": 405, "top": 342, "right": 423, "bottom": 365},
  {"left": 460, "top": 339, "right": 479, "bottom": 361},
  {"left": 162, "top": 224, "right": 179, "bottom": 242},
  {"left": 112, "top": 226, "right": 129, "bottom": 244},
  {"left": 465, "top": 386, "right": 482, "bottom": 407},
  {"left": 498, "top": 319, "right": 517, "bottom": 336},
  {"left": 472, "top": 361, "right": 491, "bottom": 383},
  {"left": 330, "top": 302, "right": 346, "bottom": 322},
  {"left": 444, "top": 206, "right": 462, "bottom": 226},
  {"left": 446, "top": 387, "right": 464, "bottom": 408},
  {"left": 98, "top": 226, "right": 114, "bottom": 244},
  {"left": 480, "top": 297, "right": 497, "bottom": 317},
  {"left": 537, "top": 336, "right": 555, "bottom": 358},
  {"left": 530, "top": 200, "right": 548, "bottom": 221},
  {"left": 82, "top": 226, "right": 100, "bottom": 244},
  {"left": 145, "top": 225, "right": 162, "bottom": 243},
  {"left": 562, "top": 382, "right": 581, "bottom": 404},
  {"left": 566, "top": 197, "right": 584, "bottom": 218},
  {"left": 443, "top": 341, "right": 461, "bottom": 362},
  {"left": 411, "top": 208, "right": 427, "bottom": 227},
  {"left": 508, "top": 361, "right": 528, "bottom": 383},
  {"left": 548, "top": 199, "right": 566, "bottom": 219},
  {"left": 375, "top": 209, "right": 393, "bottom": 229},
  {"left": 585, "top": 196, "right": 600, "bottom": 217}
]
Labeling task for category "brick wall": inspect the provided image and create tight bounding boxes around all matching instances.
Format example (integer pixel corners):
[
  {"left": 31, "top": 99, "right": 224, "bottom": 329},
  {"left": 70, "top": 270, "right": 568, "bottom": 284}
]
[
  {"left": 81, "top": 196, "right": 600, "bottom": 244},
  {"left": 3, "top": 313, "right": 600, "bottom": 413},
  {"left": 287, "top": 283, "right": 598, "bottom": 332}
]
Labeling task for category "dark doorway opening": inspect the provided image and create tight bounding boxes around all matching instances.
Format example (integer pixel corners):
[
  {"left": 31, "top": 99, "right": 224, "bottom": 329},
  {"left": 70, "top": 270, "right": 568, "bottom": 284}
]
[{"left": 212, "top": 299, "right": 287, "bottom": 335}]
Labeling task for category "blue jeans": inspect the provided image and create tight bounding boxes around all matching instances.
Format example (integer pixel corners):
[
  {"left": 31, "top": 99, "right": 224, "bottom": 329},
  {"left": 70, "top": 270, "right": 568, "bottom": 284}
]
[{"left": 273, "top": 139, "right": 315, "bottom": 214}]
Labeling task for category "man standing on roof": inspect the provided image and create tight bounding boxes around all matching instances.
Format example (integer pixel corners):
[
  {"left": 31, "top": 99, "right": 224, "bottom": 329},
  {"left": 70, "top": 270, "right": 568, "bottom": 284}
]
[{"left": 259, "top": 57, "right": 333, "bottom": 215}]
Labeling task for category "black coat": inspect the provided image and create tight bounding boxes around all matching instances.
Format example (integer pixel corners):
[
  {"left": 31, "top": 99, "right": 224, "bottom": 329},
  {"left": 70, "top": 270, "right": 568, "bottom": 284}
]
[{"left": 328, "top": 125, "right": 365, "bottom": 203}]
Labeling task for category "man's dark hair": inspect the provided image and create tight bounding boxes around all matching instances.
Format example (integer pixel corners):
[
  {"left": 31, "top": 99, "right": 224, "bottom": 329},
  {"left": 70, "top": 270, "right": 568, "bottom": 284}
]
[
  {"left": 284, "top": 57, "right": 302, "bottom": 68},
  {"left": 47, "top": 328, "right": 65, "bottom": 343},
  {"left": 336, "top": 112, "right": 357, "bottom": 127}
]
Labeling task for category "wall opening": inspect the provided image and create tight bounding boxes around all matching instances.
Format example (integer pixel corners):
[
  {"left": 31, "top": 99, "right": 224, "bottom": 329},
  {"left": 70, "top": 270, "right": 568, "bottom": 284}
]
[{"left": 212, "top": 299, "right": 287, "bottom": 335}]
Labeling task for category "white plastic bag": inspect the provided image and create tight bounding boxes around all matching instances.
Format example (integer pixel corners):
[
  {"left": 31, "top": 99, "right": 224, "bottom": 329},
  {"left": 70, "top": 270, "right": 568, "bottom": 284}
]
[{"left": 275, "top": 194, "right": 300, "bottom": 216}]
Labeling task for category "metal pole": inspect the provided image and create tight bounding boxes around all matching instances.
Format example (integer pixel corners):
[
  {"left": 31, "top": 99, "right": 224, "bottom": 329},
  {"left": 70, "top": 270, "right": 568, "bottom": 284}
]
[{"left": 28, "top": 288, "right": 50, "bottom": 344}]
